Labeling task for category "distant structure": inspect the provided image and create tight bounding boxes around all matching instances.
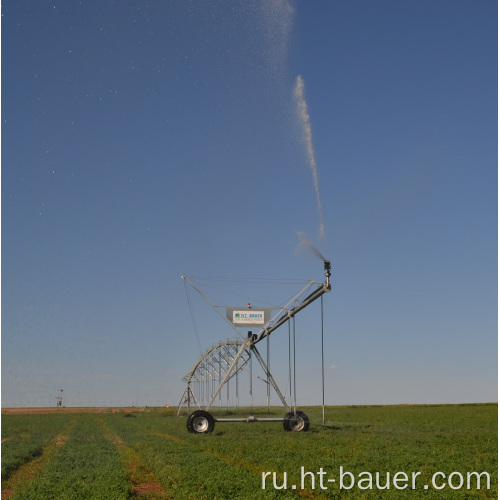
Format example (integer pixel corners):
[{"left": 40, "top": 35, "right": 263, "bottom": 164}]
[{"left": 56, "top": 389, "right": 63, "bottom": 407}]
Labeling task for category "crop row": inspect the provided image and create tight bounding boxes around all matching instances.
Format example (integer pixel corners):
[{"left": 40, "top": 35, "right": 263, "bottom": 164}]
[
  {"left": 1, "top": 404, "right": 497, "bottom": 499},
  {"left": 103, "top": 404, "right": 498, "bottom": 499},
  {"left": 4, "top": 414, "right": 130, "bottom": 500},
  {"left": 1, "top": 413, "right": 74, "bottom": 481}
]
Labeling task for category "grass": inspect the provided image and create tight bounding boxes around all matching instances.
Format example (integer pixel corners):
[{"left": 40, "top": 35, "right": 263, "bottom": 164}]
[
  {"left": 1, "top": 413, "right": 74, "bottom": 480},
  {"left": 1, "top": 404, "right": 497, "bottom": 499}
]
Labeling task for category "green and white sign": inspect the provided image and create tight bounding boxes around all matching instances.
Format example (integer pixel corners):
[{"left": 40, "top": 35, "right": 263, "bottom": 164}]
[{"left": 226, "top": 307, "right": 271, "bottom": 327}]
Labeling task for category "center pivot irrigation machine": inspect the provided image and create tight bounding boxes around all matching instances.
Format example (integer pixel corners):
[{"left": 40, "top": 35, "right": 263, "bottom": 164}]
[{"left": 178, "top": 260, "right": 331, "bottom": 434}]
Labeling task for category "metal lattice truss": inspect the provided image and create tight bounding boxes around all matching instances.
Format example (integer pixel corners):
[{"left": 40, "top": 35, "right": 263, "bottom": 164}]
[
  {"left": 177, "top": 338, "right": 288, "bottom": 415},
  {"left": 182, "top": 339, "right": 250, "bottom": 386},
  {"left": 177, "top": 261, "right": 332, "bottom": 416}
]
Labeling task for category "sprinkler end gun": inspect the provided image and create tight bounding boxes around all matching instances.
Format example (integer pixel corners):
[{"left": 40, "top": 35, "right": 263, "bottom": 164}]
[{"left": 324, "top": 260, "right": 331, "bottom": 289}]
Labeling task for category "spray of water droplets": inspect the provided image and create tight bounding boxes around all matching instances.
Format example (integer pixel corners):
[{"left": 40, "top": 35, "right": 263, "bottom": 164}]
[{"left": 293, "top": 74, "right": 325, "bottom": 239}]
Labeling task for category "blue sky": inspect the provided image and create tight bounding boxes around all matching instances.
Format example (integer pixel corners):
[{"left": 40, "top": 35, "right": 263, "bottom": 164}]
[{"left": 2, "top": 0, "right": 497, "bottom": 408}]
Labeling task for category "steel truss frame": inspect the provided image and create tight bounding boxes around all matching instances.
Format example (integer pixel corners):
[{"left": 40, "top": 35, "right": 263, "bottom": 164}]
[
  {"left": 179, "top": 260, "right": 331, "bottom": 432},
  {"left": 177, "top": 338, "right": 288, "bottom": 415}
]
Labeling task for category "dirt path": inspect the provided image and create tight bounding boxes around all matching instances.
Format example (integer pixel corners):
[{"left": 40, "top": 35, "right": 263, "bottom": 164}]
[
  {"left": 1, "top": 407, "right": 143, "bottom": 415},
  {"left": 97, "top": 419, "right": 171, "bottom": 499}
]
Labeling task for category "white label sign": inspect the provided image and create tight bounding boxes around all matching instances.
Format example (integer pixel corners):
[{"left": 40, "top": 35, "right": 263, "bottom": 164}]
[{"left": 232, "top": 310, "right": 266, "bottom": 325}]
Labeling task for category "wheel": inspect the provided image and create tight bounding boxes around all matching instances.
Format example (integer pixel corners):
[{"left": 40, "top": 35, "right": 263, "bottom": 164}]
[
  {"left": 187, "top": 410, "right": 215, "bottom": 434},
  {"left": 283, "top": 411, "right": 310, "bottom": 432}
]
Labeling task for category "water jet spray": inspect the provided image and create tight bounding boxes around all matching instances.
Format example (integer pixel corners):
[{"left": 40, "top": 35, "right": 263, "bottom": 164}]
[{"left": 294, "top": 75, "right": 325, "bottom": 238}]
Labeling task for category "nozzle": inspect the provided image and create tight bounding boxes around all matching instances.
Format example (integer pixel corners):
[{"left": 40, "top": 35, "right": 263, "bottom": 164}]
[{"left": 324, "top": 260, "right": 331, "bottom": 288}]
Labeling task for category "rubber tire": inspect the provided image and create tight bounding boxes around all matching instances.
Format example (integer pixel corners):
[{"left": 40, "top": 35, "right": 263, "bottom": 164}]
[
  {"left": 283, "top": 411, "right": 310, "bottom": 432},
  {"left": 187, "top": 410, "right": 215, "bottom": 434}
]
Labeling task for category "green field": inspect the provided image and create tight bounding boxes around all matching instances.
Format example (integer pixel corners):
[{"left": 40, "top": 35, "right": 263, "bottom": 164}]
[{"left": 1, "top": 404, "right": 497, "bottom": 499}]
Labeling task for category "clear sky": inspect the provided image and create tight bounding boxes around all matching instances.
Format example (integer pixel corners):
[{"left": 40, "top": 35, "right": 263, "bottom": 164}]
[{"left": 2, "top": 0, "right": 497, "bottom": 408}]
